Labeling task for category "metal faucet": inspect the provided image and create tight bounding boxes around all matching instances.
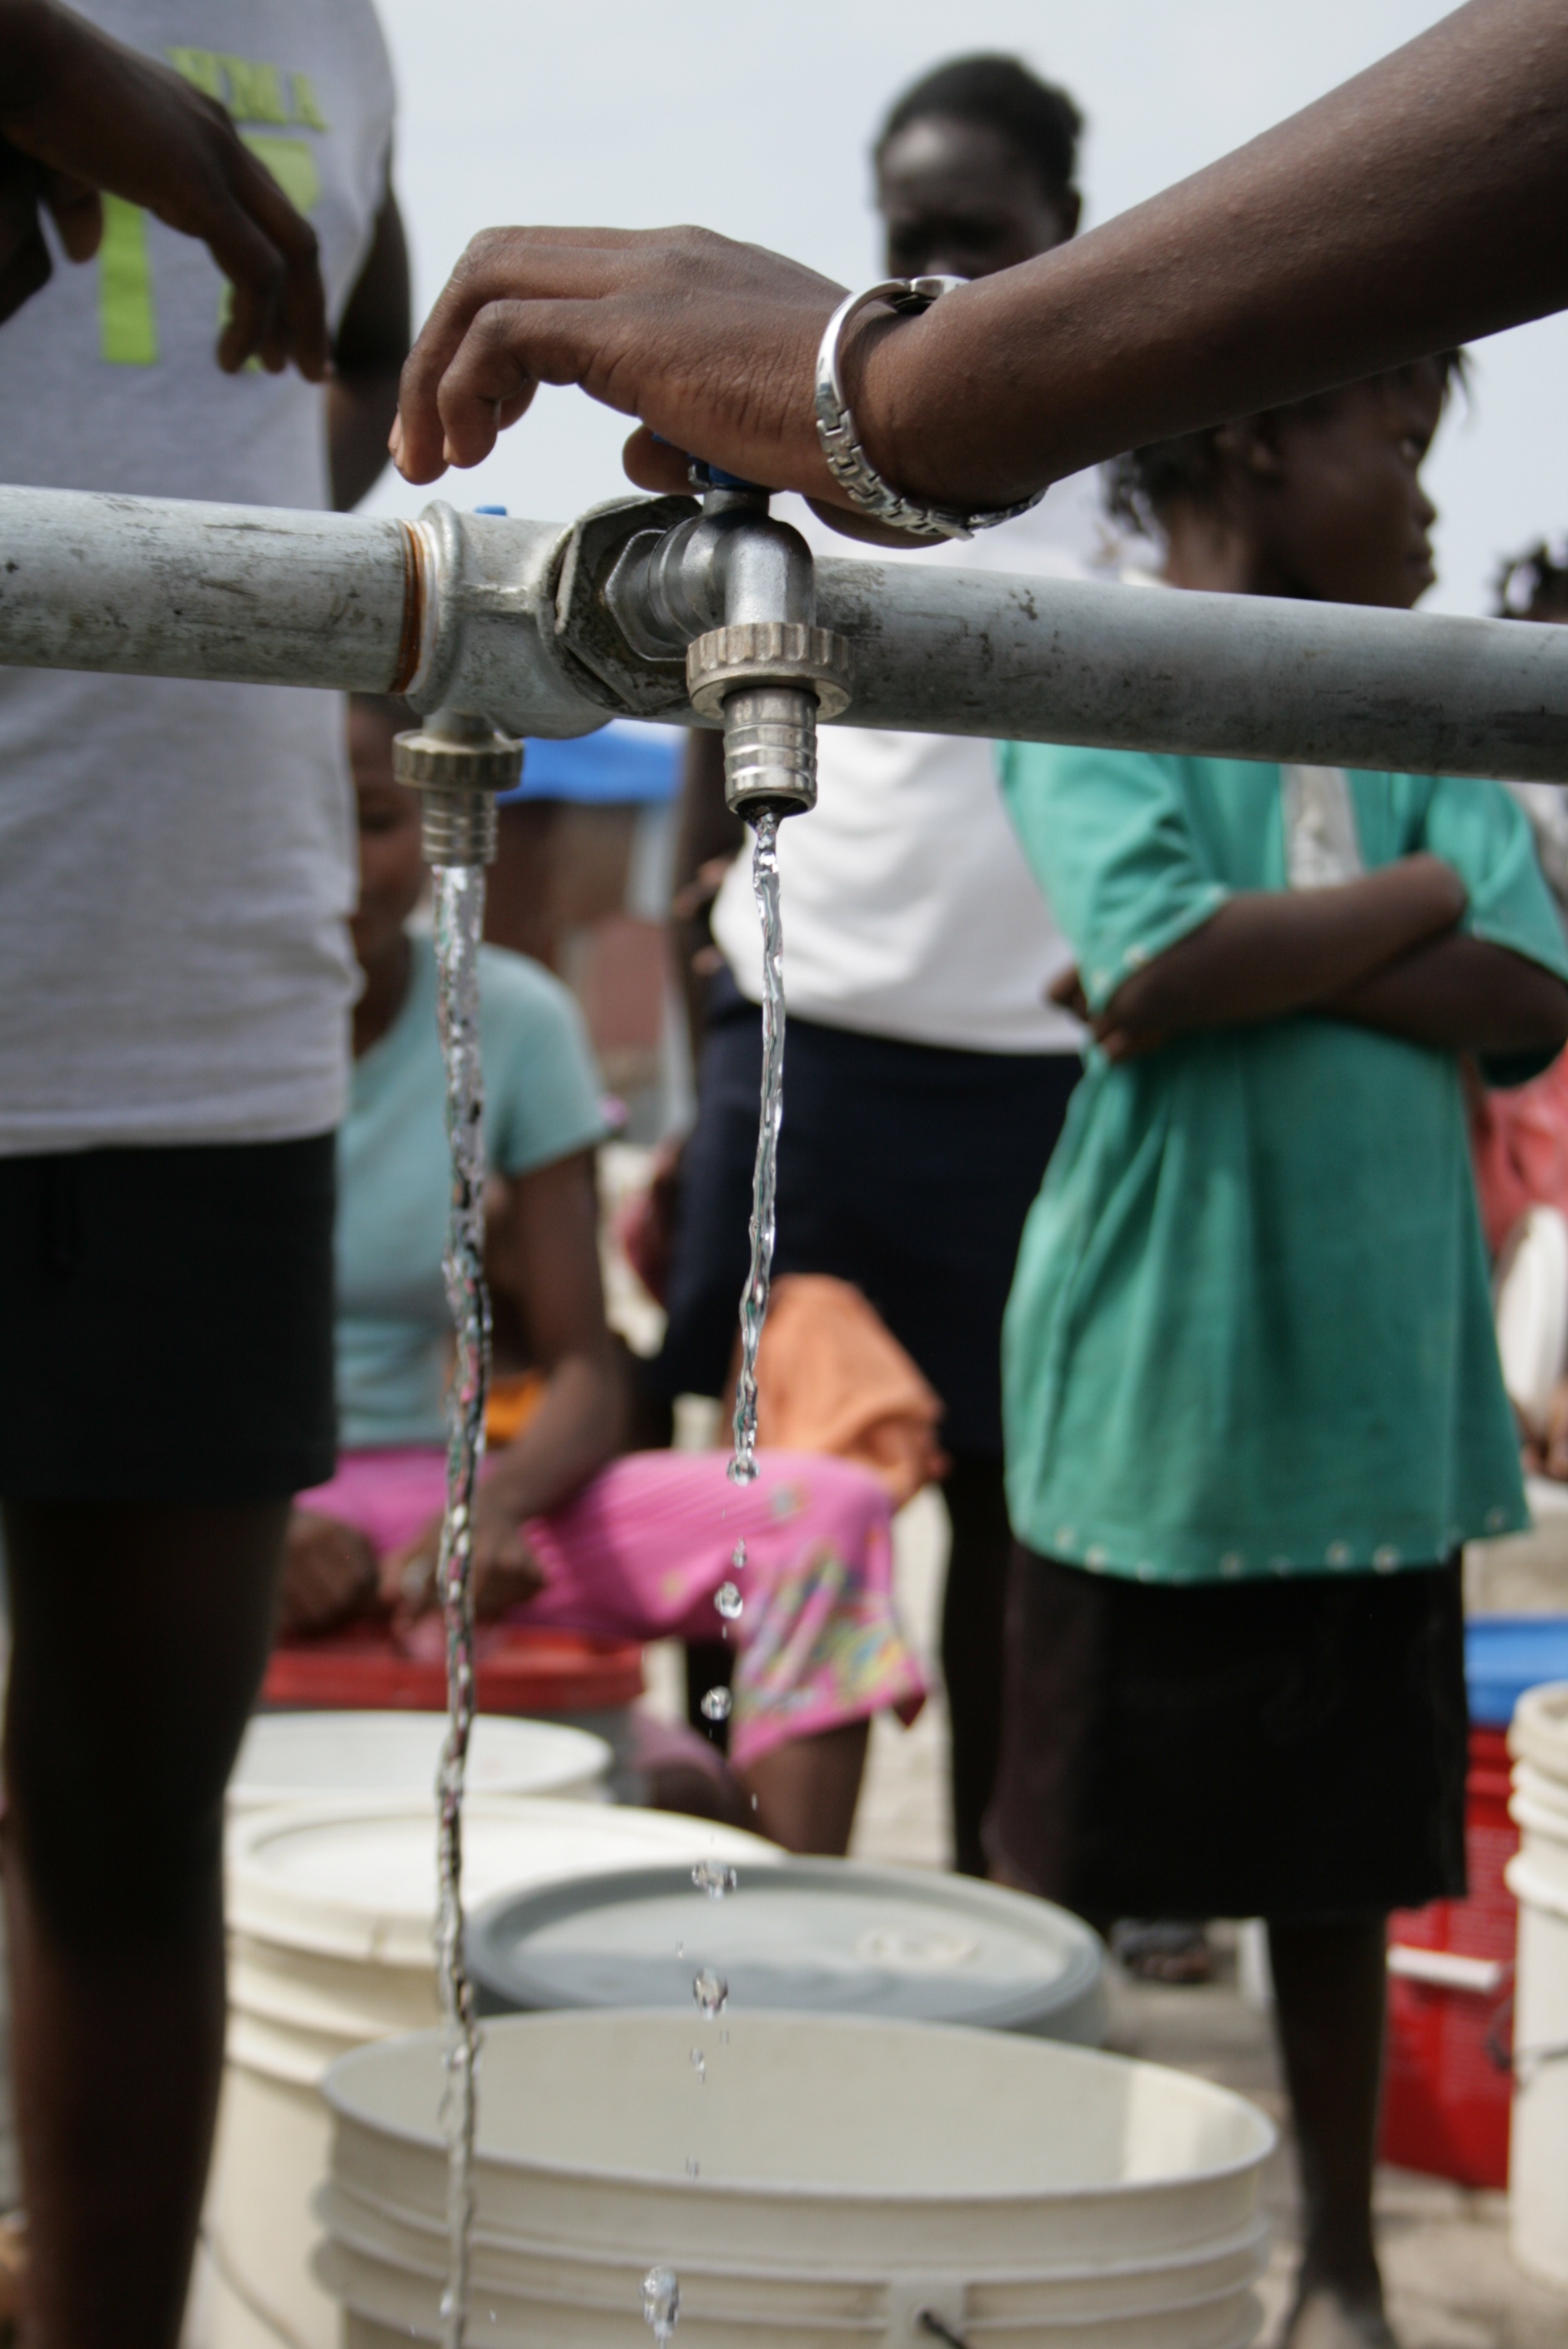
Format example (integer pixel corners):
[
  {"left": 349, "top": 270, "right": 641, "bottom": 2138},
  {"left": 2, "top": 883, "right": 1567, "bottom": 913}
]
[{"left": 597, "top": 463, "right": 851, "bottom": 822}]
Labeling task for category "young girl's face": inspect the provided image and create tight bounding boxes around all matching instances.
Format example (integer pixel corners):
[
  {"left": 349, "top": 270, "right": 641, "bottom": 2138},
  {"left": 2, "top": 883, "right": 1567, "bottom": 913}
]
[{"left": 1242, "top": 365, "right": 1444, "bottom": 611}]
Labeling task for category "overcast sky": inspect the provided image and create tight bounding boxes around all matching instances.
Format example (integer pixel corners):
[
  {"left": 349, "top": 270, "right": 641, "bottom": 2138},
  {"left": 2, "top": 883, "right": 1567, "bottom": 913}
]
[{"left": 365, "top": 0, "right": 1567, "bottom": 619}]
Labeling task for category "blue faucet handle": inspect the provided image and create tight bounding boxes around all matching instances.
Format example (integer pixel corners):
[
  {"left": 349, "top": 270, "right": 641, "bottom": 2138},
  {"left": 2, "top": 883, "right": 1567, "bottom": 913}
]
[
  {"left": 688, "top": 460, "right": 766, "bottom": 495},
  {"left": 648, "top": 435, "right": 766, "bottom": 497}
]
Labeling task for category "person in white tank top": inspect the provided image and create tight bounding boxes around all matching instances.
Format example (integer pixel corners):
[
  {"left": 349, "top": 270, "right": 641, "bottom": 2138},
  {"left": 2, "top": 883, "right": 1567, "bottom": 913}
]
[{"left": 657, "top": 56, "right": 1102, "bottom": 1879}]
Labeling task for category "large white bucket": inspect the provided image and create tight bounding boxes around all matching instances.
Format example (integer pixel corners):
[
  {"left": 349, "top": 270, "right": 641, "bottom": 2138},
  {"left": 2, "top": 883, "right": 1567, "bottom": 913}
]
[
  {"left": 1507, "top": 1682, "right": 1568, "bottom": 2290},
  {"left": 211, "top": 1803, "right": 779, "bottom": 2349},
  {"left": 229, "top": 1710, "right": 611, "bottom": 1812},
  {"left": 317, "top": 2010, "right": 1276, "bottom": 2349}
]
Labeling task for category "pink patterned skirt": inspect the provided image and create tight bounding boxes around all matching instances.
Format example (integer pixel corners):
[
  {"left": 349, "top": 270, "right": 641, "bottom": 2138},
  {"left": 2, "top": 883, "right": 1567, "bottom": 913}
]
[{"left": 295, "top": 1446, "right": 927, "bottom": 1768}]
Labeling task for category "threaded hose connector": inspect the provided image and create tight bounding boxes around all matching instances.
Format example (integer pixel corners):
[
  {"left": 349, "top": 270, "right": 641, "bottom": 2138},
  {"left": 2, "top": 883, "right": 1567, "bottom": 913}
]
[
  {"left": 686, "top": 621, "right": 852, "bottom": 821},
  {"left": 721, "top": 683, "right": 819, "bottom": 817},
  {"left": 416, "top": 785, "right": 500, "bottom": 868},
  {"left": 393, "top": 712, "right": 521, "bottom": 869}
]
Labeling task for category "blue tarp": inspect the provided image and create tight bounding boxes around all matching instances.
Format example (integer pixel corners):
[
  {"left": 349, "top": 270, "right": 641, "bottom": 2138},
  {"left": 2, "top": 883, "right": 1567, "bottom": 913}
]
[
  {"left": 497, "top": 722, "right": 682, "bottom": 807},
  {"left": 1465, "top": 1615, "right": 1568, "bottom": 1728}
]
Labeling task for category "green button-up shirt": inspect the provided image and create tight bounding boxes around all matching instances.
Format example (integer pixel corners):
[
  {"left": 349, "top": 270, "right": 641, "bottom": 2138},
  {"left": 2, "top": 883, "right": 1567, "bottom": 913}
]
[{"left": 998, "top": 750, "right": 1568, "bottom": 1584}]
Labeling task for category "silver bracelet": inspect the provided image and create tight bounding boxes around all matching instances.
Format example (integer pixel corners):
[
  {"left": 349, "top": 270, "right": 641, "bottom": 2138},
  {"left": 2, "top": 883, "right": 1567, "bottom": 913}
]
[{"left": 812, "top": 275, "right": 1047, "bottom": 542}]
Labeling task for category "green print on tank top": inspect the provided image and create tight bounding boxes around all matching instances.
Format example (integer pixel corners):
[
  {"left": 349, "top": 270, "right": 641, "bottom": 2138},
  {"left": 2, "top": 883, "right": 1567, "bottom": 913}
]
[{"left": 98, "top": 49, "right": 329, "bottom": 365}]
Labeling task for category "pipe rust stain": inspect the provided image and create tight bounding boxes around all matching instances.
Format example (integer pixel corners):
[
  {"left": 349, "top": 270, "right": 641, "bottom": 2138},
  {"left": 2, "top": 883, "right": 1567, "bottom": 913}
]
[{"left": 389, "top": 520, "right": 426, "bottom": 693}]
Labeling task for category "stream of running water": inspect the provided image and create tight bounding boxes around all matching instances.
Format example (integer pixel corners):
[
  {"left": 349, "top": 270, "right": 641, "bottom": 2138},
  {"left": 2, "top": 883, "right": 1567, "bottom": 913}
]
[
  {"left": 430, "top": 862, "right": 490, "bottom": 2349},
  {"left": 727, "top": 808, "right": 785, "bottom": 1489}
]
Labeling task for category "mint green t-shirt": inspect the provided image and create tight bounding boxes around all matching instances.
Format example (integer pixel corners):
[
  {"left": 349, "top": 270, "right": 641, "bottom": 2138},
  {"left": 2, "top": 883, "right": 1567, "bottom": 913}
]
[
  {"left": 998, "top": 751, "right": 1568, "bottom": 1584},
  {"left": 336, "top": 937, "right": 607, "bottom": 1449}
]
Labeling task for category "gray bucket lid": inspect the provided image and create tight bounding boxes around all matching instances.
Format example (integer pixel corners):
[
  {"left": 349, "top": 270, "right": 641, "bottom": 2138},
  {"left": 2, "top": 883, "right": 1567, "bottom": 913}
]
[{"left": 467, "top": 1859, "right": 1105, "bottom": 2040}]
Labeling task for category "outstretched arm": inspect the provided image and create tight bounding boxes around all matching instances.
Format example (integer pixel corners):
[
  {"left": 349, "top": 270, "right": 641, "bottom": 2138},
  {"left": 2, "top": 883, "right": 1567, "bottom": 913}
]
[
  {"left": 392, "top": 0, "right": 1568, "bottom": 515},
  {"left": 0, "top": 0, "right": 327, "bottom": 374}
]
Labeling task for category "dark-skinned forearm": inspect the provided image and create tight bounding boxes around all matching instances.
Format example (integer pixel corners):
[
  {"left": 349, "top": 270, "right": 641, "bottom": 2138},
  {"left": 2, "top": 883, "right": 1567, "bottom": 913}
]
[
  {"left": 329, "top": 192, "right": 409, "bottom": 510},
  {"left": 862, "top": 0, "right": 1568, "bottom": 509},
  {"left": 479, "top": 1347, "right": 628, "bottom": 1524},
  {"left": 1109, "top": 855, "right": 1465, "bottom": 1042},
  {"left": 1323, "top": 936, "right": 1568, "bottom": 1053}
]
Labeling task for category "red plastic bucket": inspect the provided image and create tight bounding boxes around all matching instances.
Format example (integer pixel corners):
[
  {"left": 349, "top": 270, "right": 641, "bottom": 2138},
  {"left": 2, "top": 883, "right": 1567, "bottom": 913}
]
[
  {"left": 1380, "top": 1726, "right": 1519, "bottom": 2187},
  {"left": 262, "top": 1617, "right": 644, "bottom": 1717}
]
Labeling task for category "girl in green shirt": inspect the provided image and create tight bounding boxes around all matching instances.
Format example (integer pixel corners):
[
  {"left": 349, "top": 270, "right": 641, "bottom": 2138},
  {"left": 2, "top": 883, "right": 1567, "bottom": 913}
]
[{"left": 993, "top": 358, "right": 1568, "bottom": 2349}]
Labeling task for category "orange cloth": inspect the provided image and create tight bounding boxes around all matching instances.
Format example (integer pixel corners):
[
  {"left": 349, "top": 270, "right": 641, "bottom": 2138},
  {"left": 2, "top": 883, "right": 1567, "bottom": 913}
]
[
  {"left": 485, "top": 1370, "right": 546, "bottom": 1446},
  {"left": 1470, "top": 1049, "right": 1568, "bottom": 1257},
  {"left": 749, "top": 1274, "right": 948, "bottom": 1509}
]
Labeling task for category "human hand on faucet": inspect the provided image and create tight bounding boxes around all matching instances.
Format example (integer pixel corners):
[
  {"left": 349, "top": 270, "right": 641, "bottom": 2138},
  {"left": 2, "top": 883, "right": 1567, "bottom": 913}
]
[
  {"left": 0, "top": 0, "right": 329, "bottom": 375},
  {"left": 390, "top": 4, "right": 1568, "bottom": 532}
]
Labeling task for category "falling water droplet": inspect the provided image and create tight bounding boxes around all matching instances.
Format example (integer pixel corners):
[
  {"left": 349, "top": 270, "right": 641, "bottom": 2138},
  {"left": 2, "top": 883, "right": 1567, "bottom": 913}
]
[
  {"left": 686, "top": 2155, "right": 701, "bottom": 2180},
  {"left": 692, "top": 1966, "right": 729, "bottom": 2018},
  {"left": 714, "top": 1581, "right": 743, "bottom": 1622},
  {"left": 690, "top": 2046, "right": 706, "bottom": 2082},
  {"left": 731, "top": 1538, "right": 747, "bottom": 1573},
  {"left": 642, "top": 2266, "right": 681, "bottom": 2346},
  {"left": 691, "top": 1859, "right": 738, "bottom": 1900},
  {"left": 700, "top": 1686, "right": 732, "bottom": 1723}
]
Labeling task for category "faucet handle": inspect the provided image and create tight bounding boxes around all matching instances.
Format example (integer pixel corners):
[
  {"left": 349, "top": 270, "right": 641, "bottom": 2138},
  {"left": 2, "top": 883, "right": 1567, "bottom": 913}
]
[{"left": 687, "top": 459, "right": 766, "bottom": 495}]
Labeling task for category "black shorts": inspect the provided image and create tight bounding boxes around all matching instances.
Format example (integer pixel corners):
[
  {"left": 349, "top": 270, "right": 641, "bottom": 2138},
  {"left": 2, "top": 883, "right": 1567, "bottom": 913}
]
[
  {"left": 0, "top": 1134, "right": 336, "bottom": 1504},
  {"left": 651, "top": 976, "right": 1080, "bottom": 1455},
  {"left": 989, "top": 1547, "right": 1470, "bottom": 1922}
]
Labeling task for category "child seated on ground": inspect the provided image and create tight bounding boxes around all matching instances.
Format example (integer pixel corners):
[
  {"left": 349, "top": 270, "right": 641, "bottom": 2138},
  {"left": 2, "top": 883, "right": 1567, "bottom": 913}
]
[
  {"left": 278, "top": 695, "right": 925, "bottom": 1854},
  {"left": 992, "top": 358, "right": 1568, "bottom": 2349}
]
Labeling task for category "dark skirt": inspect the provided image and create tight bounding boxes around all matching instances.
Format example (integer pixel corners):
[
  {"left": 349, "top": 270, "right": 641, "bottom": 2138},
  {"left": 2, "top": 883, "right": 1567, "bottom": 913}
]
[
  {"left": 988, "top": 1547, "right": 1469, "bottom": 1922},
  {"left": 651, "top": 974, "right": 1081, "bottom": 1454}
]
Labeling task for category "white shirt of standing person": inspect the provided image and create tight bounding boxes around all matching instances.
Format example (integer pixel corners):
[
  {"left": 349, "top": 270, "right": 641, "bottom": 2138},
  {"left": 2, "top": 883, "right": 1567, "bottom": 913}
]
[
  {"left": 0, "top": 0, "right": 395, "bottom": 1152},
  {"left": 710, "top": 475, "right": 1114, "bottom": 1055}
]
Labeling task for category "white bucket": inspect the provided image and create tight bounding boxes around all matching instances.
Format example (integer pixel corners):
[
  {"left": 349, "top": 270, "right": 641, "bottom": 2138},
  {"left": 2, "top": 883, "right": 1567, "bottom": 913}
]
[
  {"left": 1507, "top": 1681, "right": 1568, "bottom": 2290},
  {"left": 317, "top": 2010, "right": 1276, "bottom": 2349},
  {"left": 212, "top": 1803, "right": 779, "bottom": 2349},
  {"left": 229, "top": 1710, "right": 611, "bottom": 1812}
]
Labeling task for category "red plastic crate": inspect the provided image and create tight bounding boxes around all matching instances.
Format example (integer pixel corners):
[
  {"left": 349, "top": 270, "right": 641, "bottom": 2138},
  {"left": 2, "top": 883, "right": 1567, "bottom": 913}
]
[
  {"left": 1380, "top": 1727, "right": 1518, "bottom": 2187},
  {"left": 263, "top": 1616, "right": 644, "bottom": 1717}
]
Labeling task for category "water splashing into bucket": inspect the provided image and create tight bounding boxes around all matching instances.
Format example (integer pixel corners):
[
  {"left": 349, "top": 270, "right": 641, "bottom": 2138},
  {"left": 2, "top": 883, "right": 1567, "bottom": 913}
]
[
  {"left": 643, "top": 2266, "right": 681, "bottom": 2346},
  {"left": 430, "top": 864, "right": 490, "bottom": 2349},
  {"left": 728, "top": 811, "right": 785, "bottom": 1486}
]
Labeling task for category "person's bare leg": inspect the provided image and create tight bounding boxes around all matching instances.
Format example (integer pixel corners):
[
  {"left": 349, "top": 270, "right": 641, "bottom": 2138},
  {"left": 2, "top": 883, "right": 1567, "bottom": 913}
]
[
  {"left": 1268, "top": 1916, "right": 1398, "bottom": 2349},
  {"left": 739, "top": 1720, "right": 870, "bottom": 1854},
  {"left": 940, "top": 1454, "right": 1013, "bottom": 1878},
  {"left": 3, "top": 1496, "right": 289, "bottom": 2349}
]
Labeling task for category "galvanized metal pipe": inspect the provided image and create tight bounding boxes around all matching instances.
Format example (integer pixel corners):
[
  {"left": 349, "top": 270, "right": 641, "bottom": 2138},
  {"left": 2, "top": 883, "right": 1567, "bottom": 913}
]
[
  {"left": 815, "top": 558, "right": 1568, "bottom": 782},
  {"left": 0, "top": 485, "right": 415, "bottom": 692},
  {"left": 5, "top": 483, "right": 1568, "bottom": 782}
]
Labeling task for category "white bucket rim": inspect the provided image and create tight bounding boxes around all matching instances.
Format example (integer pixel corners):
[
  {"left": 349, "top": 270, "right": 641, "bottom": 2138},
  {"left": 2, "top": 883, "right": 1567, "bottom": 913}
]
[
  {"left": 1509, "top": 1680, "right": 1568, "bottom": 1773},
  {"left": 323, "top": 2009, "right": 1278, "bottom": 2210},
  {"left": 314, "top": 2173, "right": 1274, "bottom": 2291},
  {"left": 1505, "top": 1850, "right": 1568, "bottom": 1923},
  {"left": 313, "top": 2239, "right": 1268, "bottom": 2349},
  {"left": 230, "top": 1709, "right": 612, "bottom": 1811},
  {"left": 227, "top": 1798, "right": 781, "bottom": 1960}
]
